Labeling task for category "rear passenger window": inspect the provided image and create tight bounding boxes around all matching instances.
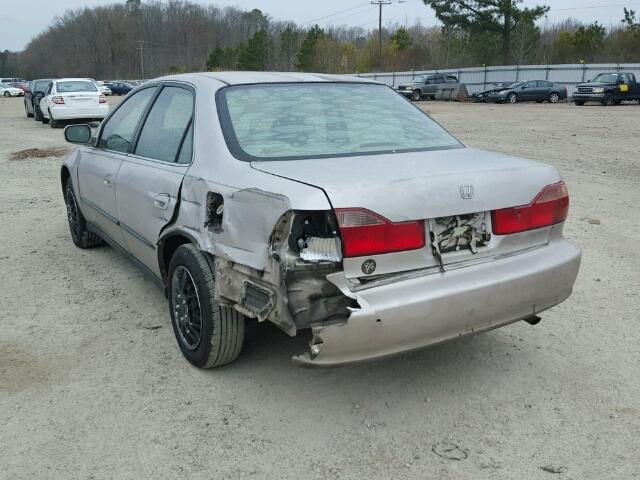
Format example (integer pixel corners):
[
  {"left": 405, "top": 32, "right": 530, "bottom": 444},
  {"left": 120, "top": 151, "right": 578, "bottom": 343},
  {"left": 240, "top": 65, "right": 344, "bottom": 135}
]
[
  {"left": 176, "top": 122, "right": 193, "bottom": 164},
  {"left": 135, "top": 86, "right": 194, "bottom": 162},
  {"left": 99, "top": 87, "right": 157, "bottom": 153}
]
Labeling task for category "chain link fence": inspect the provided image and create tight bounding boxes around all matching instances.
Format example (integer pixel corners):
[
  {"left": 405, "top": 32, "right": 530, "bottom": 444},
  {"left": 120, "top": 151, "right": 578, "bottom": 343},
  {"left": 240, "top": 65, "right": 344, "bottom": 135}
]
[{"left": 353, "top": 63, "right": 640, "bottom": 94}]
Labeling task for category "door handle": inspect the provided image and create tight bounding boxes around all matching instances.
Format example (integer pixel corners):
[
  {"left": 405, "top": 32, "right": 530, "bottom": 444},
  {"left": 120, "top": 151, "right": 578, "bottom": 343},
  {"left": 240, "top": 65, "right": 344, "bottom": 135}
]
[{"left": 152, "top": 193, "right": 170, "bottom": 210}]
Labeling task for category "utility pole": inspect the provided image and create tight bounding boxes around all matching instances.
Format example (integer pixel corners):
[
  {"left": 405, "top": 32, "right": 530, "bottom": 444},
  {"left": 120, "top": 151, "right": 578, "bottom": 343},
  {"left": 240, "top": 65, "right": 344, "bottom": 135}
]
[
  {"left": 137, "top": 40, "right": 145, "bottom": 79},
  {"left": 371, "top": 0, "right": 391, "bottom": 68}
]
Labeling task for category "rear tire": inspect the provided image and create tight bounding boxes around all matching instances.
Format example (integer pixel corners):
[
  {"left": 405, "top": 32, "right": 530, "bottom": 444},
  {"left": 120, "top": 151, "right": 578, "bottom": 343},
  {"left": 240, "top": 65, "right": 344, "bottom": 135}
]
[
  {"left": 34, "top": 105, "right": 43, "bottom": 121},
  {"left": 3, "top": 91, "right": 10, "bottom": 97},
  {"left": 49, "top": 110, "right": 59, "bottom": 128},
  {"left": 574, "top": 101, "right": 585, "bottom": 106},
  {"left": 549, "top": 92, "right": 560, "bottom": 103},
  {"left": 168, "top": 244, "right": 245, "bottom": 368},
  {"left": 65, "top": 182, "right": 103, "bottom": 249}
]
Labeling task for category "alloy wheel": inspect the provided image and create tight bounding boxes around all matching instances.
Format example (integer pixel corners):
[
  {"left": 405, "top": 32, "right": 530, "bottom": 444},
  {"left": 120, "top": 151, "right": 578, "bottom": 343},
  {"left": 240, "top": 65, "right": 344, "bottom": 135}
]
[
  {"left": 508, "top": 93, "right": 517, "bottom": 104},
  {"left": 550, "top": 93, "right": 559, "bottom": 103},
  {"left": 171, "top": 266, "right": 203, "bottom": 351}
]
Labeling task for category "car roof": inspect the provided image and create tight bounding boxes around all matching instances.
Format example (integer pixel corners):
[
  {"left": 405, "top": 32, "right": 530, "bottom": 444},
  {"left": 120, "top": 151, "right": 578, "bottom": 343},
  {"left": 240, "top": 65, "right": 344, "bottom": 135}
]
[
  {"left": 55, "top": 78, "right": 96, "bottom": 82},
  {"left": 152, "top": 71, "right": 380, "bottom": 87}
]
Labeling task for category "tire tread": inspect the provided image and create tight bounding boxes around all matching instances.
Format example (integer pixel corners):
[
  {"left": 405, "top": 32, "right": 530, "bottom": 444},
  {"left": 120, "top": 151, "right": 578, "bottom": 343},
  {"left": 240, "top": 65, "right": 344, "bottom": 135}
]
[{"left": 171, "top": 244, "right": 244, "bottom": 369}]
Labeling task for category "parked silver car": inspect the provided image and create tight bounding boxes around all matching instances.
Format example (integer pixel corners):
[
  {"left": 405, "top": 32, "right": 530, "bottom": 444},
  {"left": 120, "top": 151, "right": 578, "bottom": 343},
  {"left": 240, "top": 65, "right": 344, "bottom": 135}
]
[{"left": 61, "top": 72, "right": 581, "bottom": 368}]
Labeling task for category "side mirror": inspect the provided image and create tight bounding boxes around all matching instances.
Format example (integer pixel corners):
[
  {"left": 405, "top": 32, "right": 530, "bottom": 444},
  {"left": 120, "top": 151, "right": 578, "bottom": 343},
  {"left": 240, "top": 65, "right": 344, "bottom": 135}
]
[{"left": 64, "top": 124, "right": 92, "bottom": 144}]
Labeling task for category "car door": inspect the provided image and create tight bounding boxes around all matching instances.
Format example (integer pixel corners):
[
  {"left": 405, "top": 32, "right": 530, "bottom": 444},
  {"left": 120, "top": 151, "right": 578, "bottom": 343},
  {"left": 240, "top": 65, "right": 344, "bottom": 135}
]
[
  {"left": 517, "top": 81, "right": 532, "bottom": 100},
  {"left": 40, "top": 82, "right": 53, "bottom": 115},
  {"left": 535, "top": 81, "right": 552, "bottom": 100},
  {"left": 76, "top": 86, "right": 159, "bottom": 248},
  {"left": 115, "top": 84, "right": 194, "bottom": 276},
  {"left": 25, "top": 81, "right": 34, "bottom": 113}
]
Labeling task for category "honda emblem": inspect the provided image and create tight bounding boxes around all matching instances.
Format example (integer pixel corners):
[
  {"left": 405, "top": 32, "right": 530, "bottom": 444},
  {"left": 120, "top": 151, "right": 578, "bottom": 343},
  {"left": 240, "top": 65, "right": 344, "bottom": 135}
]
[{"left": 460, "top": 185, "right": 474, "bottom": 199}]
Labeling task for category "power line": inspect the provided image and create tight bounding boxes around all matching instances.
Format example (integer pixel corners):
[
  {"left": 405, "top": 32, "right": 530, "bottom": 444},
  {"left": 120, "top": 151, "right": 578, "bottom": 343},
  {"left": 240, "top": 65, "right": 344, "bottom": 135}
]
[
  {"left": 302, "top": 2, "right": 371, "bottom": 25},
  {"left": 318, "top": 5, "right": 376, "bottom": 25},
  {"left": 553, "top": 2, "right": 640, "bottom": 11}
]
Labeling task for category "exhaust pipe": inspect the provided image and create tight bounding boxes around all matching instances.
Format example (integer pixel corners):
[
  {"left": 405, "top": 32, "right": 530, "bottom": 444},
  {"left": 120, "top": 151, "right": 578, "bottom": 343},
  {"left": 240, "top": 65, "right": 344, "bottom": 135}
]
[{"left": 524, "top": 315, "right": 542, "bottom": 326}]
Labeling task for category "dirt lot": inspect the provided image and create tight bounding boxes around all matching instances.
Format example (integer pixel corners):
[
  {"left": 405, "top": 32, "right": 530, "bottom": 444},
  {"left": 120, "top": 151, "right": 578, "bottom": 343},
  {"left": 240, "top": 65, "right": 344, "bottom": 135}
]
[{"left": 1, "top": 95, "right": 638, "bottom": 479}]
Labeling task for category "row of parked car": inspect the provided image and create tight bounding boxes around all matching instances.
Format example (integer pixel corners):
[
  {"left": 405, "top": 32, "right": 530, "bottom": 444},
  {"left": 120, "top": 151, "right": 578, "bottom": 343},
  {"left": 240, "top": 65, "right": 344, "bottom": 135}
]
[
  {"left": 14, "top": 78, "right": 141, "bottom": 128},
  {"left": 396, "top": 71, "right": 640, "bottom": 105}
]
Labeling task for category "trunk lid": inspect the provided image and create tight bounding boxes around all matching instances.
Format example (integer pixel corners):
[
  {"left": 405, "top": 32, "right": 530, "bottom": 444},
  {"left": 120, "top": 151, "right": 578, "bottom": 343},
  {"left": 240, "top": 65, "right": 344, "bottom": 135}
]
[
  {"left": 252, "top": 148, "right": 560, "bottom": 221},
  {"left": 252, "top": 147, "right": 561, "bottom": 279},
  {"left": 64, "top": 92, "right": 100, "bottom": 107}
]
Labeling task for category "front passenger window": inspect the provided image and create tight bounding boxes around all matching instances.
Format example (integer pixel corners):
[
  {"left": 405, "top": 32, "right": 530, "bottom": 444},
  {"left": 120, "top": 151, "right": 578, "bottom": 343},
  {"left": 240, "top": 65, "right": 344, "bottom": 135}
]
[{"left": 98, "top": 87, "right": 157, "bottom": 153}]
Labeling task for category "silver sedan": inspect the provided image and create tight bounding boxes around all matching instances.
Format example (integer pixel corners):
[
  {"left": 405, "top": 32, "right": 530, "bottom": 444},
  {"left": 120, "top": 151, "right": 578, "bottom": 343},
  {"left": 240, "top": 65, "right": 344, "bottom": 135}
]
[{"left": 61, "top": 72, "right": 581, "bottom": 367}]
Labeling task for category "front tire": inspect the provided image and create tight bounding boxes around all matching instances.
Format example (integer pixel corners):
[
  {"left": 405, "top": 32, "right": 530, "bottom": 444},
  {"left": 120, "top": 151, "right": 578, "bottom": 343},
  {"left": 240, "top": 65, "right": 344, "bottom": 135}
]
[
  {"left": 3, "top": 91, "right": 10, "bottom": 97},
  {"left": 411, "top": 90, "right": 422, "bottom": 102},
  {"left": 65, "top": 182, "right": 103, "bottom": 248},
  {"left": 574, "top": 100, "right": 585, "bottom": 106},
  {"left": 602, "top": 94, "right": 614, "bottom": 106},
  {"left": 168, "top": 245, "right": 245, "bottom": 368},
  {"left": 507, "top": 92, "right": 517, "bottom": 104}
]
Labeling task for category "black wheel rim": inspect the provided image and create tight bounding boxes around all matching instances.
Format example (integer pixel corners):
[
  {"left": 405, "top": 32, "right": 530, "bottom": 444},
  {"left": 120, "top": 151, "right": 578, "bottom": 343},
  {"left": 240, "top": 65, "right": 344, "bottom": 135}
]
[
  {"left": 66, "top": 188, "right": 81, "bottom": 241},
  {"left": 171, "top": 266, "right": 203, "bottom": 351}
]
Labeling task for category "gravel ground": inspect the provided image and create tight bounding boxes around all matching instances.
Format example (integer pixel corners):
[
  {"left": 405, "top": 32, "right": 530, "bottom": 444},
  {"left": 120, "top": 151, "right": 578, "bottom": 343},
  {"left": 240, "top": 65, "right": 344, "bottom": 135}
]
[{"left": 1, "top": 96, "right": 638, "bottom": 480}]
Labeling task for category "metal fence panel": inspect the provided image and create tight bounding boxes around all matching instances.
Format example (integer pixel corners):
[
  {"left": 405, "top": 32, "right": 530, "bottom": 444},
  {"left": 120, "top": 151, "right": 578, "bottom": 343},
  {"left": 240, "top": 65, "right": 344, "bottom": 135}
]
[{"left": 353, "top": 63, "right": 640, "bottom": 94}]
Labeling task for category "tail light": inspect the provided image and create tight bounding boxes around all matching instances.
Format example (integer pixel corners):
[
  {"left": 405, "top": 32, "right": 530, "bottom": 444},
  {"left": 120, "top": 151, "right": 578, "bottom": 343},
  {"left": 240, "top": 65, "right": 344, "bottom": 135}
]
[
  {"left": 52, "top": 96, "right": 65, "bottom": 104},
  {"left": 99, "top": 95, "right": 107, "bottom": 103},
  {"left": 492, "top": 181, "right": 569, "bottom": 235},
  {"left": 335, "top": 208, "right": 425, "bottom": 258}
]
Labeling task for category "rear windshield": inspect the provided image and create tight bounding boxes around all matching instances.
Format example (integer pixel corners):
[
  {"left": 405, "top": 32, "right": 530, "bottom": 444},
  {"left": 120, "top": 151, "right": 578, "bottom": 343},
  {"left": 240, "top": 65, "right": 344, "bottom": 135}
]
[
  {"left": 34, "top": 80, "right": 51, "bottom": 92},
  {"left": 218, "top": 83, "right": 462, "bottom": 161},
  {"left": 57, "top": 81, "right": 97, "bottom": 93}
]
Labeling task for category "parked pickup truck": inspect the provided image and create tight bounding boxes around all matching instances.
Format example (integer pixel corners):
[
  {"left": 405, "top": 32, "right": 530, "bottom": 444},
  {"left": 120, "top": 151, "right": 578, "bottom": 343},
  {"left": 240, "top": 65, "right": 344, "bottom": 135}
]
[
  {"left": 397, "top": 74, "right": 458, "bottom": 101},
  {"left": 573, "top": 72, "right": 640, "bottom": 106}
]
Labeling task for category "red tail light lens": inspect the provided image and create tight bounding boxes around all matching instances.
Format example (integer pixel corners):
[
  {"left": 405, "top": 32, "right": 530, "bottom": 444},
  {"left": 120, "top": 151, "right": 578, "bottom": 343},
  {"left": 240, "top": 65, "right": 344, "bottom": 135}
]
[
  {"left": 492, "top": 181, "right": 569, "bottom": 235},
  {"left": 99, "top": 95, "right": 107, "bottom": 103},
  {"left": 52, "top": 96, "right": 65, "bottom": 104},
  {"left": 335, "top": 208, "right": 425, "bottom": 258}
]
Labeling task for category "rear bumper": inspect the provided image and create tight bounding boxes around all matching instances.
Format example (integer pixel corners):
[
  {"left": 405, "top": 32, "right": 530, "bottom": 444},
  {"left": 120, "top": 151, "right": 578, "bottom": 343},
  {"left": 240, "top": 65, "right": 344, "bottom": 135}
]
[
  {"left": 50, "top": 105, "right": 109, "bottom": 119},
  {"left": 294, "top": 239, "right": 581, "bottom": 366}
]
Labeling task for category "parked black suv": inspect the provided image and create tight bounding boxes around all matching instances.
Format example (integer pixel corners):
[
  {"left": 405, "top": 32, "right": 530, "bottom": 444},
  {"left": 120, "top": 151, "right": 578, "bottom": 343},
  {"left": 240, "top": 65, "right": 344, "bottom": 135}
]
[
  {"left": 24, "top": 79, "right": 53, "bottom": 120},
  {"left": 573, "top": 72, "right": 640, "bottom": 106},
  {"left": 104, "top": 81, "right": 134, "bottom": 95}
]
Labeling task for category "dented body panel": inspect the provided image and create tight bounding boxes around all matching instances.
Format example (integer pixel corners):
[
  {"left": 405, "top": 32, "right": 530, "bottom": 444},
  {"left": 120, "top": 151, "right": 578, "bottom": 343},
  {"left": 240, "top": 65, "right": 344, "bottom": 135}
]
[
  {"left": 295, "top": 237, "right": 581, "bottom": 366},
  {"left": 61, "top": 72, "right": 582, "bottom": 367}
]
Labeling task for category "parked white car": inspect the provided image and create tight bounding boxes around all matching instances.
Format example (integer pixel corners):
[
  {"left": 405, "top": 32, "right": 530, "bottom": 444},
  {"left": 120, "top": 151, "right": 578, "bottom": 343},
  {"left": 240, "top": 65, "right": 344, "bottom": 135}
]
[
  {"left": 95, "top": 81, "right": 112, "bottom": 96},
  {"left": 0, "top": 84, "right": 24, "bottom": 97},
  {"left": 40, "top": 78, "right": 109, "bottom": 128}
]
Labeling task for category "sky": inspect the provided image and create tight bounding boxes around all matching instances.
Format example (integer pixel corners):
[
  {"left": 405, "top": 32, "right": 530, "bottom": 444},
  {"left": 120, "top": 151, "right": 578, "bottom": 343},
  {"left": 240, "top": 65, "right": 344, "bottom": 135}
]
[{"left": 1, "top": 0, "right": 638, "bottom": 52}]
